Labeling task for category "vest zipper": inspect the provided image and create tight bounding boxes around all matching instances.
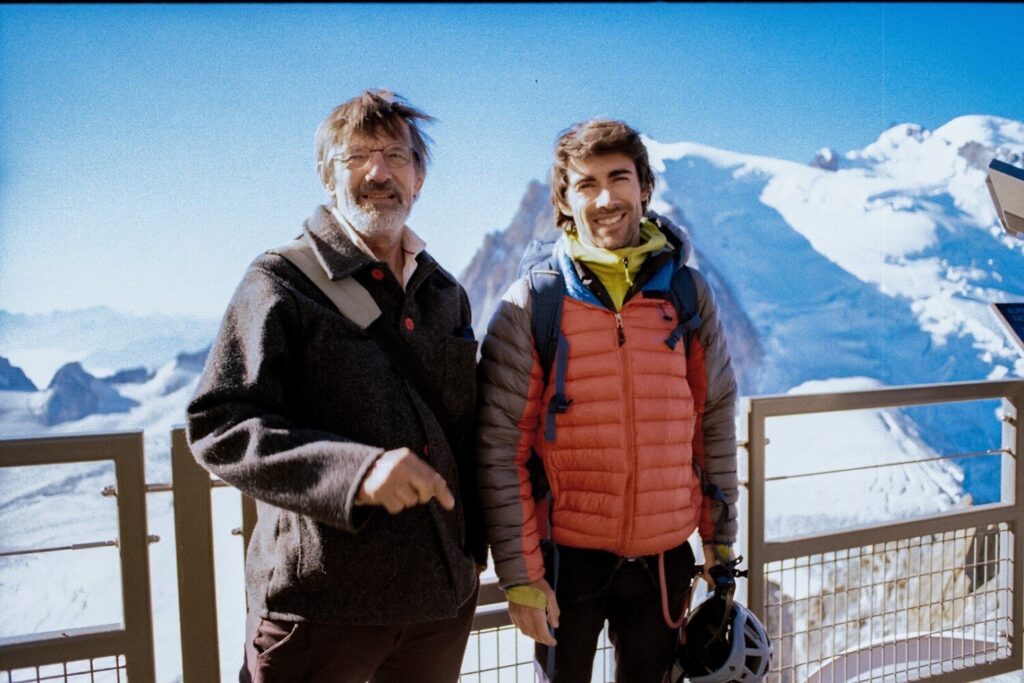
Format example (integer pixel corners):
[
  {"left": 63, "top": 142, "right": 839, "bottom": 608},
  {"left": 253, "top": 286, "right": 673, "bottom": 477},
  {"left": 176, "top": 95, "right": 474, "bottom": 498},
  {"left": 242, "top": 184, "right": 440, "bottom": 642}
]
[{"left": 617, "top": 308, "right": 637, "bottom": 553}]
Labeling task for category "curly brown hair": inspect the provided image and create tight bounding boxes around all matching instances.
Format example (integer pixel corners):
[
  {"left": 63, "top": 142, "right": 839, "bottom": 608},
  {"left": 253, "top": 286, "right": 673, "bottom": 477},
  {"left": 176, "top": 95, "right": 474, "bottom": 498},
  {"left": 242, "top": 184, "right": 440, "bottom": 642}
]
[
  {"left": 550, "top": 118, "right": 655, "bottom": 231},
  {"left": 315, "top": 89, "right": 434, "bottom": 187}
]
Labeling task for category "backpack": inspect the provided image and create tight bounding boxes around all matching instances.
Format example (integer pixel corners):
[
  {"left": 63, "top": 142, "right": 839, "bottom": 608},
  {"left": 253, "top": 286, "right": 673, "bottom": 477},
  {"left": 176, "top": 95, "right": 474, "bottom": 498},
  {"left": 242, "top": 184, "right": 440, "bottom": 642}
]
[{"left": 517, "top": 216, "right": 703, "bottom": 445}]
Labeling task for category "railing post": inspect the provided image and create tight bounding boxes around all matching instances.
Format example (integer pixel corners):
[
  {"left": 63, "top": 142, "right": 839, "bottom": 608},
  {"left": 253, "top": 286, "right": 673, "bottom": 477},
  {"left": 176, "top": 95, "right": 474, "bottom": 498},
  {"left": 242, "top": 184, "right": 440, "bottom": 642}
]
[
  {"left": 171, "top": 427, "right": 221, "bottom": 683},
  {"left": 241, "top": 492, "right": 257, "bottom": 560},
  {"left": 115, "top": 431, "right": 157, "bottom": 683},
  {"left": 746, "top": 398, "right": 767, "bottom": 621},
  {"left": 1003, "top": 390, "right": 1024, "bottom": 671}
]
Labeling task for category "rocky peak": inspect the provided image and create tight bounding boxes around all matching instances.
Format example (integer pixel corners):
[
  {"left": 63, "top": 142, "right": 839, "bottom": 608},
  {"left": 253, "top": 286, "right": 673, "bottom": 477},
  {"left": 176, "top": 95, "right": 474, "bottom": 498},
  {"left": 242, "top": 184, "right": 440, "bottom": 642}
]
[
  {"left": 459, "top": 180, "right": 556, "bottom": 335},
  {"left": 44, "top": 362, "right": 138, "bottom": 426},
  {"left": 0, "top": 356, "right": 37, "bottom": 392}
]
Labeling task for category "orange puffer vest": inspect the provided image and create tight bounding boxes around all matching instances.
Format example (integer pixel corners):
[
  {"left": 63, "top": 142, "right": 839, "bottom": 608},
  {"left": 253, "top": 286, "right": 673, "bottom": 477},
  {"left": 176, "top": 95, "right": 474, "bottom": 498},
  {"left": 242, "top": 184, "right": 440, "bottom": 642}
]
[{"left": 536, "top": 292, "right": 703, "bottom": 557}]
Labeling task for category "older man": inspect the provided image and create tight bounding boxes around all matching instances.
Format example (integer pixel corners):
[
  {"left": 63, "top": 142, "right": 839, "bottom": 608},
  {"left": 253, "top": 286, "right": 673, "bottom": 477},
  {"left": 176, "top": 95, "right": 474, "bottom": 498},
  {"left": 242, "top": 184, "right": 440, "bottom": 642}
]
[
  {"left": 187, "top": 89, "right": 483, "bottom": 683},
  {"left": 477, "top": 119, "right": 740, "bottom": 682}
]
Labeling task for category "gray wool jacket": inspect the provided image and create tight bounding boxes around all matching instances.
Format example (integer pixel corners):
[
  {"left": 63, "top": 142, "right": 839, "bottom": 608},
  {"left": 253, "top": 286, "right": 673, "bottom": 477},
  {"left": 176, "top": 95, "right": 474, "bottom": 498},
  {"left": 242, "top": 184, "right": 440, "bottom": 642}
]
[{"left": 186, "top": 205, "right": 484, "bottom": 625}]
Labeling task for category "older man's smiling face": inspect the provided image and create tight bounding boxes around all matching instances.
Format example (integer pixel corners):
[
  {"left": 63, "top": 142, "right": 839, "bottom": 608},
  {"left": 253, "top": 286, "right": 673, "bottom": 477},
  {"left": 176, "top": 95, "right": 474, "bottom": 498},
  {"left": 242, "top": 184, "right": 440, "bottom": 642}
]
[{"left": 327, "top": 122, "right": 424, "bottom": 243}]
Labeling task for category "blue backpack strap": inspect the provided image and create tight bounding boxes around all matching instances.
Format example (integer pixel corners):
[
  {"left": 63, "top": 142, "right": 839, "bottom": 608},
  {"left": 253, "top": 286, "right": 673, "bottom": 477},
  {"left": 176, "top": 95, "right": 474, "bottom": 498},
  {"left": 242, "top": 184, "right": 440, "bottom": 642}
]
[
  {"left": 528, "top": 268, "right": 564, "bottom": 385},
  {"left": 545, "top": 333, "right": 572, "bottom": 441},
  {"left": 665, "top": 264, "right": 701, "bottom": 351},
  {"left": 527, "top": 267, "right": 572, "bottom": 442}
]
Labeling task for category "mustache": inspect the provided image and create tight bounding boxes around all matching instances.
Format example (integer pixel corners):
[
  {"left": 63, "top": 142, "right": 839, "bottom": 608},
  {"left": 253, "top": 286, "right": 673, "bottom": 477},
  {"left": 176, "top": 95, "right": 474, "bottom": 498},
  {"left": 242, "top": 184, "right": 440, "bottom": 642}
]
[
  {"left": 353, "top": 180, "right": 405, "bottom": 209},
  {"left": 361, "top": 180, "right": 398, "bottom": 193}
]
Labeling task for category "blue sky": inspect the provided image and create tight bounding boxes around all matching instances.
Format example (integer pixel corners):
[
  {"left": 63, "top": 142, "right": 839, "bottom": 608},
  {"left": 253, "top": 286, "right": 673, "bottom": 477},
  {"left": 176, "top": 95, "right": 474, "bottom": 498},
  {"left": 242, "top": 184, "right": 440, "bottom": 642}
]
[{"left": 1, "top": 3, "right": 1021, "bottom": 317}]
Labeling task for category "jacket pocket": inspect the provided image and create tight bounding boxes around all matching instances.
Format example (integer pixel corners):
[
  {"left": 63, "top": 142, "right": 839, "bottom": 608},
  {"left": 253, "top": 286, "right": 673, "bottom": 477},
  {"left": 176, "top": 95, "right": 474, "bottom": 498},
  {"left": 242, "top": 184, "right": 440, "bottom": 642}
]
[
  {"left": 253, "top": 620, "right": 307, "bottom": 683},
  {"left": 296, "top": 515, "right": 328, "bottom": 590},
  {"left": 264, "top": 511, "right": 329, "bottom": 598}
]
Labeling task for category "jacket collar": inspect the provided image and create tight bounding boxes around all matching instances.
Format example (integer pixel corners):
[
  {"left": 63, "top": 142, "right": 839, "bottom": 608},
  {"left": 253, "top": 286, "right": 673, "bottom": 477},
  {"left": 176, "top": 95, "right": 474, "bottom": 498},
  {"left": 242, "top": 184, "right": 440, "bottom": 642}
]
[
  {"left": 302, "top": 204, "right": 439, "bottom": 287},
  {"left": 555, "top": 214, "right": 686, "bottom": 308},
  {"left": 303, "top": 204, "right": 374, "bottom": 280}
]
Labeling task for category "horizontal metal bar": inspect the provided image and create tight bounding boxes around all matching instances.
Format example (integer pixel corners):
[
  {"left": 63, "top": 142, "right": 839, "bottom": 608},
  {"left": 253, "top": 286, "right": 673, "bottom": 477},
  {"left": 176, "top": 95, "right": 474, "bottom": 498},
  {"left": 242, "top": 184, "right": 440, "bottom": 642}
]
[
  {"left": 478, "top": 579, "right": 505, "bottom": 607},
  {"left": 763, "top": 503, "right": 1017, "bottom": 561},
  {"left": 765, "top": 448, "right": 1012, "bottom": 483},
  {"left": 0, "top": 534, "right": 161, "bottom": 559},
  {"left": 0, "top": 539, "right": 118, "bottom": 558},
  {"left": 0, "top": 432, "right": 143, "bottom": 468},
  {"left": 105, "top": 479, "right": 226, "bottom": 497},
  {"left": 748, "top": 378, "right": 1023, "bottom": 418},
  {"left": 0, "top": 624, "right": 126, "bottom": 669},
  {"left": 471, "top": 603, "right": 513, "bottom": 631}
]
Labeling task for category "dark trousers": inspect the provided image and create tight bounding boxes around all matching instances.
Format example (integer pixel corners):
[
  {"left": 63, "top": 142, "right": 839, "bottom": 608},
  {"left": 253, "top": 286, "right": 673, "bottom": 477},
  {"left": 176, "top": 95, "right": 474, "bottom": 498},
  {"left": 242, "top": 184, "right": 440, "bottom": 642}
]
[
  {"left": 245, "top": 583, "right": 479, "bottom": 683},
  {"left": 536, "top": 542, "right": 696, "bottom": 683}
]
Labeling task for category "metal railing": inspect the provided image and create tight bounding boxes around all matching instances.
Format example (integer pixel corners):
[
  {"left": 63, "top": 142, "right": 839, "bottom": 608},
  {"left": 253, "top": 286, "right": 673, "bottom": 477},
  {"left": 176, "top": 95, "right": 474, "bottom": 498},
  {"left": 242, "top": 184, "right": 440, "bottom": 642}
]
[
  {"left": 744, "top": 378, "right": 1024, "bottom": 682},
  {"left": 2, "top": 378, "right": 1023, "bottom": 682},
  {"left": 0, "top": 432, "right": 156, "bottom": 682}
]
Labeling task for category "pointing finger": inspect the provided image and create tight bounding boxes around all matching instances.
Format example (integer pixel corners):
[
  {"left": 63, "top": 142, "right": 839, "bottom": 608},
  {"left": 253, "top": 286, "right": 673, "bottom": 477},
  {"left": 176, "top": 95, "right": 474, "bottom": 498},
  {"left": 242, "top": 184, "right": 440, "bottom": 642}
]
[{"left": 433, "top": 476, "right": 455, "bottom": 510}]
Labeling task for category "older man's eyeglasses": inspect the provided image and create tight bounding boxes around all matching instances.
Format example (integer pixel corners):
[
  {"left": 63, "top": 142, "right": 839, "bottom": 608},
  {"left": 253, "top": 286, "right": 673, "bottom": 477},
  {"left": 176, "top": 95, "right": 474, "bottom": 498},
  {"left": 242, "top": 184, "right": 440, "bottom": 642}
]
[{"left": 332, "top": 144, "right": 414, "bottom": 171}]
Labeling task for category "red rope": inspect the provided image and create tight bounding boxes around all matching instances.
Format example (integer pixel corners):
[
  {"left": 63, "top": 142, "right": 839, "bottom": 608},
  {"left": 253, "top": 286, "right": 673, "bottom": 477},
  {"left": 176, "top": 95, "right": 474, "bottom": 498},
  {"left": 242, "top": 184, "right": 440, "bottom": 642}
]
[{"left": 658, "top": 550, "right": 695, "bottom": 629}]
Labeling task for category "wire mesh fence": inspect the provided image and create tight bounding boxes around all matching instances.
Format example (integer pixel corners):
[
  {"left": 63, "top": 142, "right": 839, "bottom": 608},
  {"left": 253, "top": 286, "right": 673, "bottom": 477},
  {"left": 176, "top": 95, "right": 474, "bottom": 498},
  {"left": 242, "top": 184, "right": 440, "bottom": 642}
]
[
  {"left": 763, "top": 524, "right": 1014, "bottom": 682},
  {"left": 459, "top": 622, "right": 615, "bottom": 683},
  {"left": 3, "top": 656, "right": 127, "bottom": 683}
]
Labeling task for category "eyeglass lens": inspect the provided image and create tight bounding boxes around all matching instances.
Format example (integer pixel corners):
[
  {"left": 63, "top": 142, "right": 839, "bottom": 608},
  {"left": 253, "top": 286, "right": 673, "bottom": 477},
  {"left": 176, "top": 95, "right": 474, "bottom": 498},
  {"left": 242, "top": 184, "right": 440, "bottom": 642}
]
[{"left": 337, "top": 145, "right": 412, "bottom": 170}]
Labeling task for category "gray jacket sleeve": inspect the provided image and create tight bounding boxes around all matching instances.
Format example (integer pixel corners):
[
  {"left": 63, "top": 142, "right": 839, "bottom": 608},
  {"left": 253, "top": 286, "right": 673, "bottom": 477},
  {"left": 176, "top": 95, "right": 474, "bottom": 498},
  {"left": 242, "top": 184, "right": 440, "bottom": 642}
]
[
  {"left": 186, "top": 261, "right": 384, "bottom": 532},
  {"left": 476, "top": 278, "right": 549, "bottom": 588},
  {"left": 692, "top": 269, "right": 740, "bottom": 545}
]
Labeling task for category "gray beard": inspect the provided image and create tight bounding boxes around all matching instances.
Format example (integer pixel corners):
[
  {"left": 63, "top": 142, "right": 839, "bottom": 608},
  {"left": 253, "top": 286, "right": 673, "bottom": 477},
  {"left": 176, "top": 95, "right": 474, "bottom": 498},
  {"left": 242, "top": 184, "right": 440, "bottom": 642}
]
[{"left": 341, "top": 201, "right": 409, "bottom": 244}]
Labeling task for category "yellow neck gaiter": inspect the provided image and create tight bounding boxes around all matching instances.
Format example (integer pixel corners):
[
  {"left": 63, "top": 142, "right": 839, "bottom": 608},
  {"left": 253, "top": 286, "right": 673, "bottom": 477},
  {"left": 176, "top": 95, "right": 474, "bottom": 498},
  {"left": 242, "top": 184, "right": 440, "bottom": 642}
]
[{"left": 566, "top": 219, "right": 670, "bottom": 310}]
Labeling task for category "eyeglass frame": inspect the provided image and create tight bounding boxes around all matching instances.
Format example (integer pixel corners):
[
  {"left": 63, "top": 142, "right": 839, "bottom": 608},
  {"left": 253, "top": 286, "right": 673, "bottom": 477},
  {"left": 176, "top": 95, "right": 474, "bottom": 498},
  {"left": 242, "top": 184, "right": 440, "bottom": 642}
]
[{"left": 330, "top": 143, "right": 417, "bottom": 171}]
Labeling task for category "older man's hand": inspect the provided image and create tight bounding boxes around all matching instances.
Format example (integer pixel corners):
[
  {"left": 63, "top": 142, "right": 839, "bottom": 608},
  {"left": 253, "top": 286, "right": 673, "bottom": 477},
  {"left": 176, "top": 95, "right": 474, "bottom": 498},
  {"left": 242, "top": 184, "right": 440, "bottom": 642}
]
[{"left": 356, "top": 447, "right": 454, "bottom": 514}]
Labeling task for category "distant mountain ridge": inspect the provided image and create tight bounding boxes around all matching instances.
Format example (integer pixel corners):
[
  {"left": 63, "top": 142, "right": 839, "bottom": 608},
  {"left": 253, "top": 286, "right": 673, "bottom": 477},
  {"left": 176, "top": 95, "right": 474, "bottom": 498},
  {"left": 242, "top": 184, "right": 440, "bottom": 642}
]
[{"left": 0, "top": 306, "right": 218, "bottom": 387}]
